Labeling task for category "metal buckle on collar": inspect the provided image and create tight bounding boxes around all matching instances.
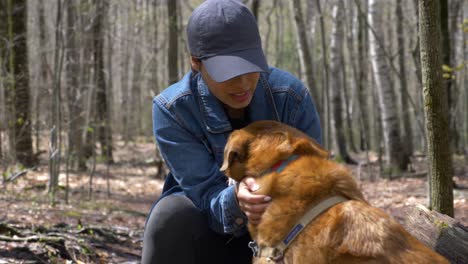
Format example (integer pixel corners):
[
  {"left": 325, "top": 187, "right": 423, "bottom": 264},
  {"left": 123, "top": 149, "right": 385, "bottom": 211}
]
[
  {"left": 249, "top": 241, "right": 284, "bottom": 262},
  {"left": 248, "top": 241, "right": 259, "bottom": 257}
]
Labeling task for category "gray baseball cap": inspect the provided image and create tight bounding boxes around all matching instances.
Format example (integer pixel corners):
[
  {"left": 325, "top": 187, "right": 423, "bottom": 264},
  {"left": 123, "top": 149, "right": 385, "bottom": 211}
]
[{"left": 187, "top": 0, "right": 269, "bottom": 82}]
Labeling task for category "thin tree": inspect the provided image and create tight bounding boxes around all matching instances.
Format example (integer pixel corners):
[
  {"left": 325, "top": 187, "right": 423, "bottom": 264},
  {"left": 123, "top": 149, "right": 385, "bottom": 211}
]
[
  {"left": 440, "top": 0, "right": 458, "bottom": 152},
  {"left": 167, "top": 0, "right": 178, "bottom": 85},
  {"left": 93, "top": 0, "right": 113, "bottom": 163},
  {"left": 464, "top": 16, "right": 468, "bottom": 159},
  {"left": 4, "top": 0, "right": 17, "bottom": 162},
  {"left": 448, "top": 0, "right": 463, "bottom": 155},
  {"left": 273, "top": 0, "right": 284, "bottom": 68},
  {"left": 65, "top": 0, "right": 85, "bottom": 170},
  {"left": 120, "top": 4, "right": 131, "bottom": 142},
  {"left": 290, "top": 0, "right": 321, "bottom": 116},
  {"left": 418, "top": 0, "right": 454, "bottom": 216},
  {"left": 396, "top": 0, "right": 414, "bottom": 157},
  {"left": 329, "top": 0, "right": 353, "bottom": 163},
  {"left": 411, "top": 0, "right": 422, "bottom": 86},
  {"left": 342, "top": 2, "right": 358, "bottom": 153},
  {"left": 77, "top": 0, "right": 95, "bottom": 170},
  {"left": 36, "top": 0, "right": 50, "bottom": 154},
  {"left": 411, "top": 0, "right": 426, "bottom": 151},
  {"left": 0, "top": 0, "right": 6, "bottom": 162},
  {"left": 263, "top": 0, "right": 277, "bottom": 60},
  {"left": 149, "top": 0, "right": 160, "bottom": 96},
  {"left": 8, "top": 0, "right": 34, "bottom": 166},
  {"left": 130, "top": 0, "right": 143, "bottom": 139},
  {"left": 49, "top": 0, "right": 65, "bottom": 204},
  {"left": 368, "top": 0, "right": 409, "bottom": 173},
  {"left": 315, "top": 0, "right": 330, "bottom": 150},
  {"left": 251, "top": 0, "right": 260, "bottom": 21},
  {"left": 356, "top": 0, "right": 371, "bottom": 151}
]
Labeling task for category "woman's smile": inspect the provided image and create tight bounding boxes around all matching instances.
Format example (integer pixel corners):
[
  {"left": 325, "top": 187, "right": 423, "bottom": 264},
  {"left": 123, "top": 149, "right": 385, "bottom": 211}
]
[{"left": 230, "top": 90, "right": 252, "bottom": 103}]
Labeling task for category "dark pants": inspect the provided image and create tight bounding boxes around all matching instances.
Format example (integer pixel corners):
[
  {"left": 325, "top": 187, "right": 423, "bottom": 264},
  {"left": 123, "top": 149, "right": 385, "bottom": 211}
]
[{"left": 141, "top": 194, "right": 253, "bottom": 264}]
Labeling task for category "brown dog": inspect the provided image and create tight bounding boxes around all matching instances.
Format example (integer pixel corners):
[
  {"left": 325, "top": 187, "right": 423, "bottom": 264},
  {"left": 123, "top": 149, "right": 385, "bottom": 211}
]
[{"left": 221, "top": 120, "right": 448, "bottom": 264}]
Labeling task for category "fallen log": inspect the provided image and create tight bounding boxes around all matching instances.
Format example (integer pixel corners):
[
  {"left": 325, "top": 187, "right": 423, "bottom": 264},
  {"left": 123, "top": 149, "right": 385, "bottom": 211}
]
[
  {"left": 398, "top": 204, "right": 468, "bottom": 264},
  {"left": 0, "top": 222, "right": 140, "bottom": 263}
]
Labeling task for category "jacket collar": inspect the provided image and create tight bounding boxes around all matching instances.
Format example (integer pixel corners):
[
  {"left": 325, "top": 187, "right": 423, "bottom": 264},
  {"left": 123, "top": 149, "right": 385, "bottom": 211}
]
[{"left": 195, "top": 72, "right": 280, "bottom": 134}]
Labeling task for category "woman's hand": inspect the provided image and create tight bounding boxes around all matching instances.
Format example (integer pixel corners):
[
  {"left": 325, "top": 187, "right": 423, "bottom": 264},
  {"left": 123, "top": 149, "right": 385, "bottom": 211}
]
[{"left": 236, "top": 177, "right": 271, "bottom": 225}]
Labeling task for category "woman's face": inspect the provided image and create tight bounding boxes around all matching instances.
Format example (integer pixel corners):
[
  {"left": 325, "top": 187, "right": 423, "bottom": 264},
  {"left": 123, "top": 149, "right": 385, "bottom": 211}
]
[{"left": 191, "top": 57, "right": 260, "bottom": 109}]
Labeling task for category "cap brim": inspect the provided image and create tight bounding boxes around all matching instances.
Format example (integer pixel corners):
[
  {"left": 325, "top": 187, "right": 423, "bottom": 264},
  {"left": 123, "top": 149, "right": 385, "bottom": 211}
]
[{"left": 202, "top": 48, "right": 269, "bottom": 82}]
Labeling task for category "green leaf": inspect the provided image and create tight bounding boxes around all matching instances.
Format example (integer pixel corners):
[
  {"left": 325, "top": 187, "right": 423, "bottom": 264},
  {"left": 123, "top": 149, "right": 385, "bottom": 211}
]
[
  {"left": 16, "top": 118, "right": 24, "bottom": 125},
  {"left": 442, "top": 73, "right": 452, "bottom": 79},
  {"left": 442, "top": 64, "right": 452, "bottom": 72}
]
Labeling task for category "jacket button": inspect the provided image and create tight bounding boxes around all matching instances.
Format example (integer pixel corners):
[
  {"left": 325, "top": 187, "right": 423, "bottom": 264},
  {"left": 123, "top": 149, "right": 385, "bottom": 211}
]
[{"left": 236, "top": 218, "right": 244, "bottom": 225}]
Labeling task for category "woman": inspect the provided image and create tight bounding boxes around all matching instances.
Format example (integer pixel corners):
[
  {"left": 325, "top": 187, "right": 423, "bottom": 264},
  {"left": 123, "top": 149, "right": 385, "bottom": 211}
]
[{"left": 142, "top": 0, "right": 322, "bottom": 263}]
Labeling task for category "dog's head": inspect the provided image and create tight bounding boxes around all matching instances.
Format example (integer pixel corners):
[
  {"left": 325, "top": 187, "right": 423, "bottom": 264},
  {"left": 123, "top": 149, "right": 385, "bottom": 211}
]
[{"left": 220, "top": 120, "right": 329, "bottom": 182}]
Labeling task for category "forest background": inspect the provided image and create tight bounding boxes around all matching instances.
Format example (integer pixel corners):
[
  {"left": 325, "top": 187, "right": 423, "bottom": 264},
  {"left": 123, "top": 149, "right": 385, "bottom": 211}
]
[{"left": 0, "top": 0, "right": 467, "bottom": 263}]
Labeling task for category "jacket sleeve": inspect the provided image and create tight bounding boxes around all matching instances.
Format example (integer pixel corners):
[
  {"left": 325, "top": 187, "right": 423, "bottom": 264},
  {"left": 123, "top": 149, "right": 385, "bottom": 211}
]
[{"left": 152, "top": 98, "right": 248, "bottom": 236}]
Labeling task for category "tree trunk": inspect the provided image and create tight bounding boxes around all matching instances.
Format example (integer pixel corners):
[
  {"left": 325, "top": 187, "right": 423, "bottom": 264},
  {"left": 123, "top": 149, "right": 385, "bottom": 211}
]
[
  {"left": 5, "top": 0, "right": 17, "bottom": 162},
  {"left": 305, "top": 0, "right": 316, "bottom": 59},
  {"left": 329, "top": 1, "right": 352, "bottom": 163},
  {"left": 418, "top": 0, "right": 454, "bottom": 217},
  {"left": 396, "top": 0, "right": 414, "bottom": 157},
  {"left": 439, "top": 0, "right": 458, "bottom": 154},
  {"left": 76, "top": 2, "right": 94, "bottom": 170},
  {"left": 251, "top": 0, "right": 259, "bottom": 21},
  {"left": 177, "top": 1, "right": 188, "bottom": 79},
  {"left": 120, "top": 6, "right": 131, "bottom": 143},
  {"left": 0, "top": 0, "right": 6, "bottom": 162},
  {"left": 464, "top": 10, "right": 468, "bottom": 158},
  {"left": 263, "top": 1, "right": 276, "bottom": 63},
  {"left": 167, "top": 0, "right": 178, "bottom": 85},
  {"left": 49, "top": 0, "right": 65, "bottom": 204},
  {"left": 65, "top": 0, "right": 85, "bottom": 170},
  {"left": 411, "top": 0, "right": 426, "bottom": 151},
  {"left": 290, "top": 0, "right": 320, "bottom": 116},
  {"left": 273, "top": 0, "right": 284, "bottom": 68},
  {"left": 411, "top": 0, "right": 423, "bottom": 87},
  {"left": 342, "top": 2, "right": 358, "bottom": 153},
  {"left": 36, "top": 0, "right": 50, "bottom": 155},
  {"left": 369, "top": 0, "right": 408, "bottom": 173},
  {"left": 93, "top": 0, "right": 113, "bottom": 163},
  {"left": 9, "top": 0, "right": 34, "bottom": 166},
  {"left": 356, "top": 0, "right": 371, "bottom": 151},
  {"left": 448, "top": 0, "right": 462, "bottom": 155},
  {"left": 78, "top": 3, "right": 95, "bottom": 168},
  {"left": 315, "top": 0, "right": 330, "bottom": 150}
]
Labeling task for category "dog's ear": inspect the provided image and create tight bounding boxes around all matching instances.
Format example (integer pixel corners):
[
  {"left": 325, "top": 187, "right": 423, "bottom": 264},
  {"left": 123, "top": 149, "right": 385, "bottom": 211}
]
[
  {"left": 220, "top": 147, "right": 245, "bottom": 172},
  {"left": 220, "top": 136, "right": 250, "bottom": 181},
  {"left": 272, "top": 131, "right": 295, "bottom": 156},
  {"left": 293, "top": 137, "right": 329, "bottom": 159},
  {"left": 220, "top": 143, "right": 235, "bottom": 172}
]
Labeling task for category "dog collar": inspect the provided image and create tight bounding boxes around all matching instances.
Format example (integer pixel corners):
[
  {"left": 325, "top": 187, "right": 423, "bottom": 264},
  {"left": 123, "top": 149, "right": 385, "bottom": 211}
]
[
  {"left": 249, "top": 195, "right": 349, "bottom": 262},
  {"left": 263, "top": 155, "right": 299, "bottom": 175}
]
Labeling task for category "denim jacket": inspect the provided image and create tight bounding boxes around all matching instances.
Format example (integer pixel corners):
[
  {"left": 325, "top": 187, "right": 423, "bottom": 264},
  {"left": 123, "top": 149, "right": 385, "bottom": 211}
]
[{"left": 152, "top": 67, "right": 322, "bottom": 236}]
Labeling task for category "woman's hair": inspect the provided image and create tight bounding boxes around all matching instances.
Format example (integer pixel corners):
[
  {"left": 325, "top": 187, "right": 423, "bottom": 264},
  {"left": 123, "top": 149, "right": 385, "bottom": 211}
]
[{"left": 190, "top": 57, "right": 201, "bottom": 74}]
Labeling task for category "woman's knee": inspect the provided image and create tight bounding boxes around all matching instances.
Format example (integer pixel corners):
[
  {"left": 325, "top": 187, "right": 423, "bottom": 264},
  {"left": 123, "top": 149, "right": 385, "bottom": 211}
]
[
  {"left": 144, "top": 195, "right": 206, "bottom": 239},
  {"left": 143, "top": 195, "right": 205, "bottom": 264}
]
